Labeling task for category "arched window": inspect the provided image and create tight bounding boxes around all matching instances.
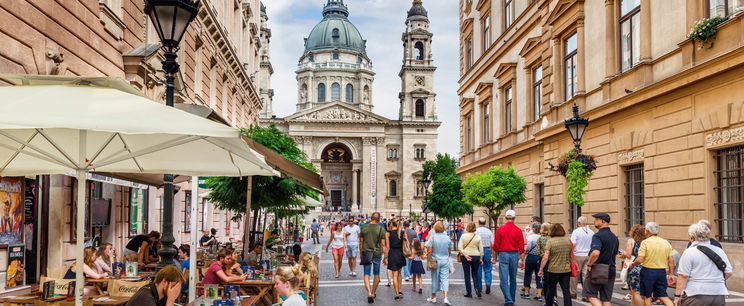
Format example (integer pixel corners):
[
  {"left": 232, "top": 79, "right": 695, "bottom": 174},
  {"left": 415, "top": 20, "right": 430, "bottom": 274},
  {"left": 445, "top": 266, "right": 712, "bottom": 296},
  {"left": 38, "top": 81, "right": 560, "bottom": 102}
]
[
  {"left": 317, "top": 83, "right": 326, "bottom": 102},
  {"left": 415, "top": 99, "right": 425, "bottom": 117},
  {"left": 414, "top": 42, "right": 424, "bottom": 60},
  {"left": 332, "top": 83, "right": 341, "bottom": 101},
  {"left": 345, "top": 84, "right": 354, "bottom": 103},
  {"left": 332, "top": 28, "right": 340, "bottom": 40},
  {"left": 389, "top": 180, "right": 397, "bottom": 197}
]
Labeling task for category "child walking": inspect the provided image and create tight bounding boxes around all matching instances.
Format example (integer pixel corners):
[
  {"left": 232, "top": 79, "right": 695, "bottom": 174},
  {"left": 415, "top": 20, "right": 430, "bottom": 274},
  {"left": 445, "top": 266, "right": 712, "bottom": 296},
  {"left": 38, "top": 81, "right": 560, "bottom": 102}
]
[{"left": 408, "top": 238, "right": 426, "bottom": 294}]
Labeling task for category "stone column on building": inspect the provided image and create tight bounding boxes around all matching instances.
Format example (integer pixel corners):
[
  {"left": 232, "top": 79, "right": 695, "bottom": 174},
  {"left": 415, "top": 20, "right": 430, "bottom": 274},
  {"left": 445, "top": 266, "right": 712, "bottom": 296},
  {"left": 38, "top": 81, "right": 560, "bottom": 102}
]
[
  {"left": 576, "top": 19, "right": 586, "bottom": 95},
  {"left": 361, "top": 137, "right": 372, "bottom": 213},
  {"left": 352, "top": 167, "right": 359, "bottom": 212},
  {"left": 375, "top": 137, "right": 385, "bottom": 213},
  {"left": 604, "top": 0, "right": 617, "bottom": 80},
  {"left": 639, "top": 0, "right": 652, "bottom": 62}
]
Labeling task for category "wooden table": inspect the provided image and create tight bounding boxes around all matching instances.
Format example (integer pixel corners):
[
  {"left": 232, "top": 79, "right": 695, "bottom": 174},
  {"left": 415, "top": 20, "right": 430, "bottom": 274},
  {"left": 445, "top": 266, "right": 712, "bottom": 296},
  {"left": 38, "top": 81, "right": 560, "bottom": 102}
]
[
  {"left": 227, "top": 280, "right": 276, "bottom": 306},
  {"left": 0, "top": 293, "right": 42, "bottom": 305},
  {"left": 89, "top": 296, "right": 130, "bottom": 306},
  {"left": 85, "top": 278, "right": 109, "bottom": 296}
]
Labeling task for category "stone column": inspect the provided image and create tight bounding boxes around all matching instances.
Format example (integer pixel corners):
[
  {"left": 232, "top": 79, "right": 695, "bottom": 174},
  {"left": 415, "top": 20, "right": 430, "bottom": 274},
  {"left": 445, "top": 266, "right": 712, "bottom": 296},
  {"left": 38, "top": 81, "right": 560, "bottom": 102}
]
[
  {"left": 639, "top": 0, "right": 652, "bottom": 61},
  {"left": 604, "top": 0, "right": 617, "bottom": 79},
  {"left": 375, "top": 137, "right": 385, "bottom": 213},
  {"left": 361, "top": 137, "right": 372, "bottom": 213},
  {"left": 576, "top": 19, "right": 586, "bottom": 95},
  {"left": 352, "top": 168, "right": 359, "bottom": 212}
]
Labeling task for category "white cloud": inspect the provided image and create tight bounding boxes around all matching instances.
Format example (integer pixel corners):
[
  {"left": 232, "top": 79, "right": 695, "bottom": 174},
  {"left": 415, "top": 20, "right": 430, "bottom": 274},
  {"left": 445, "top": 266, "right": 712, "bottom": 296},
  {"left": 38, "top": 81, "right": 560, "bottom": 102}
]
[{"left": 265, "top": 0, "right": 460, "bottom": 157}]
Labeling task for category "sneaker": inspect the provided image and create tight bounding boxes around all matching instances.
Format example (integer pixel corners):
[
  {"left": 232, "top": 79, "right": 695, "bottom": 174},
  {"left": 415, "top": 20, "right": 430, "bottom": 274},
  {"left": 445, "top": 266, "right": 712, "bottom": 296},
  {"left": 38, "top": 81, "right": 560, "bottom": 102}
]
[
  {"left": 533, "top": 296, "right": 543, "bottom": 302},
  {"left": 623, "top": 294, "right": 632, "bottom": 300},
  {"left": 426, "top": 297, "right": 436, "bottom": 303},
  {"left": 443, "top": 299, "right": 451, "bottom": 306},
  {"left": 418, "top": 288, "right": 422, "bottom": 294},
  {"left": 520, "top": 293, "right": 530, "bottom": 299},
  {"left": 349, "top": 272, "right": 354, "bottom": 276},
  {"left": 352, "top": 272, "right": 357, "bottom": 277}
]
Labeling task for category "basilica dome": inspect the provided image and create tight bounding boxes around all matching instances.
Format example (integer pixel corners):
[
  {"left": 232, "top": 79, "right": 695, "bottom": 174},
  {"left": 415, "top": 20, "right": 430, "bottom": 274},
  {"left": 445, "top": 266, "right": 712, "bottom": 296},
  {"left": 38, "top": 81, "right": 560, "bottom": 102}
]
[{"left": 304, "top": 0, "right": 366, "bottom": 56}]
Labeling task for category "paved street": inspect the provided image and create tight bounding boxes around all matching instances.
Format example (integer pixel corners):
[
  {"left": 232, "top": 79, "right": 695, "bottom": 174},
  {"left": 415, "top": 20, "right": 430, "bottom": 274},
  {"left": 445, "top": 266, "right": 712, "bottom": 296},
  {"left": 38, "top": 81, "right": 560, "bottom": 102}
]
[{"left": 301, "top": 234, "right": 744, "bottom": 306}]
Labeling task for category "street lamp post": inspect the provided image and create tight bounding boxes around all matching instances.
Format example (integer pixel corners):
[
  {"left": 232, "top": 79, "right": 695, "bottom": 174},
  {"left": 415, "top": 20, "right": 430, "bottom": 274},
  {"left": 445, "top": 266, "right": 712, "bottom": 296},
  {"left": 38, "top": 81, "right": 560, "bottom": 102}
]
[
  {"left": 421, "top": 178, "right": 431, "bottom": 222},
  {"left": 145, "top": 0, "right": 200, "bottom": 268},
  {"left": 564, "top": 103, "right": 589, "bottom": 152}
]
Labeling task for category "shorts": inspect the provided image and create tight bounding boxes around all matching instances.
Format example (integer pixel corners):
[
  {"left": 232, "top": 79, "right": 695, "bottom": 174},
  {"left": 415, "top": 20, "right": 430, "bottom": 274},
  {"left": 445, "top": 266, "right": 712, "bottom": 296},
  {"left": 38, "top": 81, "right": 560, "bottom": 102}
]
[
  {"left": 346, "top": 245, "right": 359, "bottom": 258},
  {"left": 363, "top": 256, "right": 382, "bottom": 276},
  {"left": 582, "top": 274, "right": 616, "bottom": 302},
  {"left": 640, "top": 268, "right": 668, "bottom": 298},
  {"left": 332, "top": 247, "right": 345, "bottom": 255}
]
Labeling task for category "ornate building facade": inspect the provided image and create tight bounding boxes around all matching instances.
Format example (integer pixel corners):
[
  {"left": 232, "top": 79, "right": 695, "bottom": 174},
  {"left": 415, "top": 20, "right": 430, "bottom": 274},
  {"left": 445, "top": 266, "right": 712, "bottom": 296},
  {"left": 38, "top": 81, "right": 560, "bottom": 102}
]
[
  {"left": 457, "top": 0, "right": 744, "bottom": 290},
  {"left": 262, "top": 0, "right": 440, "bottom": 214},
  {"left": 0, "top": 0, "right": 265, "bottom": 281}
]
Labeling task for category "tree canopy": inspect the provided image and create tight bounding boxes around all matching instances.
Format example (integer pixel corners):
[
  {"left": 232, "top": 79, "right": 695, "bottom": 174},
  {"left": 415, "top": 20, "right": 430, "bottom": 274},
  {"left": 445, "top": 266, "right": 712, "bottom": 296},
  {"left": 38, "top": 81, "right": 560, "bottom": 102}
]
[
  {"left": 422, "top": 153, "right": 472, "bottom": 219},
  {"left": 205, "top": 125, "right": 317, "bottom": 219},
  {"left": 461, "top": 166, "right": 526, "bottom": 224}
]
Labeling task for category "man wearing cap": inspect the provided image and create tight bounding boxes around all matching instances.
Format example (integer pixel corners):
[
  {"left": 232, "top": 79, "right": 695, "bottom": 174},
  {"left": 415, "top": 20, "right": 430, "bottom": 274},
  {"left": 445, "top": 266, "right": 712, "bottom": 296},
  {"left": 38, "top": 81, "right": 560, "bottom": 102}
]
[
  {"left": 584, "top": 213, "right": 619, "bottom": 306},
  {"left": 492, "top": 210, "right": 524, "bottom": 306}
]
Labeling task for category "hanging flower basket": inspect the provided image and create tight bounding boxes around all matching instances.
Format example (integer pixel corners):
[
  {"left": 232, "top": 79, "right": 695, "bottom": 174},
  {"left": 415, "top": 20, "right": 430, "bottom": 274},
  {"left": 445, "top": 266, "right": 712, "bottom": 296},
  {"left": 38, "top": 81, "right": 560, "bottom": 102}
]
[{"left": 554, "top": 149, "right": 596, "bottom": 207}]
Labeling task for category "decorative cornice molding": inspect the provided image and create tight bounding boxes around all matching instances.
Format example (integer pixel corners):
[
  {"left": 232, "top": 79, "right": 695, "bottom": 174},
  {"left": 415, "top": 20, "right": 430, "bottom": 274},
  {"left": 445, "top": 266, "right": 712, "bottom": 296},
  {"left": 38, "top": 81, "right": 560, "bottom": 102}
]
[
  {"left": 617, "top": 150, "right": 644, "bottom": 165},
  {"left": 706, "top": 126, "right": 744, "bottom": 147}
]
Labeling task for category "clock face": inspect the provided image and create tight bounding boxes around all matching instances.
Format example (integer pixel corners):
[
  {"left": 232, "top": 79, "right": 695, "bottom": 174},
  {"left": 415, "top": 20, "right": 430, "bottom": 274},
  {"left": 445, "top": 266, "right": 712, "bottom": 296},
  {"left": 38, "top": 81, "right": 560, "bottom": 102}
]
[{"left": 415, "top": 76, "right": 425, "bottom": 86}]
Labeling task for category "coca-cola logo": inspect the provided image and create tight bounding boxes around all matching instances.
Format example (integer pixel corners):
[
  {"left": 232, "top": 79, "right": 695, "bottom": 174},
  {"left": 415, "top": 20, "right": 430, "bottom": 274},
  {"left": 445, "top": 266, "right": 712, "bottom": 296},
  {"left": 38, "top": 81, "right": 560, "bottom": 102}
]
[{"left": 117, "top": 285, "right": 140, "bottom": 294}]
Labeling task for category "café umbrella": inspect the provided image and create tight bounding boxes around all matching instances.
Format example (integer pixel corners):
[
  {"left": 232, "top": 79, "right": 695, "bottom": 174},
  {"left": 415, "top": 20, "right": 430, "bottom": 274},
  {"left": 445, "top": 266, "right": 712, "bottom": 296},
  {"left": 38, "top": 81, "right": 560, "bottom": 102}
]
[{"left": 0, "top": 76, "right": 277, "bottom": 304}]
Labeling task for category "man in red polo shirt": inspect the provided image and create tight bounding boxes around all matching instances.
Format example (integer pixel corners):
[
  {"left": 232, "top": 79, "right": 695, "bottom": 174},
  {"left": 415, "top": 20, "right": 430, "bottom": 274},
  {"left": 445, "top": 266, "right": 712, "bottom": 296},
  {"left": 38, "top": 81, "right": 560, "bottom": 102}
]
[{"left": 491, "top": 210, "right": 524, "bottom": 306}]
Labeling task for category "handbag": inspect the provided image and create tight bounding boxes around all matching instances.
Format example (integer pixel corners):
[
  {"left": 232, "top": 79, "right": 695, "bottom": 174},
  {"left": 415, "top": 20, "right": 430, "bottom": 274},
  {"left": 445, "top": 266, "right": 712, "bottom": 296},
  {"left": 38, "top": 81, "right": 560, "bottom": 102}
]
[
  {"left": 525, "top": 242, "right": 540, "bottom": 263},
  {"left": 570, "top": 241, "right": 578, "bottom": 278},
  {"left": 402, "top": 232, "right": 412, "bottom": 258},
  {"left": 590, "top": 263, "right": 610, "bottom": 285},
  {"left": 427, "top": 256, "right": 438, "bottom": 270},
  {"left": 457, "top": 234, "right": 477, "bottom": 263}
]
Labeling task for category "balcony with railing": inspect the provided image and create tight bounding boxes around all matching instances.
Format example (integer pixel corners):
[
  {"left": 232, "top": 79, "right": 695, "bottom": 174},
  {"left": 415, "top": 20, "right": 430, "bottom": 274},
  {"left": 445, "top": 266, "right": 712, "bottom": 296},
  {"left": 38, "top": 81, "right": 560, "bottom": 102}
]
[{"left": 296, "top": 61, "right": 374, "bottom": 73}]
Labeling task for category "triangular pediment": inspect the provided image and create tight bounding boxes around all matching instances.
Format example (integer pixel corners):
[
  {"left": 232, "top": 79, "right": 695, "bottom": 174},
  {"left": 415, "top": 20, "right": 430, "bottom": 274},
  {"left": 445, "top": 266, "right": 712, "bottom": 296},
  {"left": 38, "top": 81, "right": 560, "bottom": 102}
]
[
  {"left": 385, "top": 171, "right": 402, "bottom": 177},
  {"left": 547, "top": 0, "right": 584, "bottom": 25},
  {"left": 285, "top": 102, "right": 389, "bottom": 123},
  {"left": 519, "top": 36, "right": 543, "bottom": 57}
]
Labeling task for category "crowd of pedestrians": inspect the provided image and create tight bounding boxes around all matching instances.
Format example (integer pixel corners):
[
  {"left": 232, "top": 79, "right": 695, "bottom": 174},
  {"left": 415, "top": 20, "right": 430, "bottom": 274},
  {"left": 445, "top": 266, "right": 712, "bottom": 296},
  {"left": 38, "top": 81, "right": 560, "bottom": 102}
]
[{"left": 315, "top": 210, "right": 735, "bottom": 306}]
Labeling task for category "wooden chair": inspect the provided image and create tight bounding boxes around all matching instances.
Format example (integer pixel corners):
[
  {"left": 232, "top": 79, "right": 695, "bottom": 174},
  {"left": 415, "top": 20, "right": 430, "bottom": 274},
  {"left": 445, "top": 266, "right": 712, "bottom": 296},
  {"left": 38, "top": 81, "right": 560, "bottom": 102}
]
[{"left": 46, "top": 266, "right": 68, "bottom": 279}]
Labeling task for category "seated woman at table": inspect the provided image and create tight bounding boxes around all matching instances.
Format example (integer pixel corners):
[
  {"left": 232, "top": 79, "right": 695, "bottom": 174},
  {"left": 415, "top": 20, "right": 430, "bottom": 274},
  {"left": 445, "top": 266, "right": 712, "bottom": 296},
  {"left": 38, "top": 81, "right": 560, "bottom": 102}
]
[
  {"left": 274, "top": 265, "right": 306, "bottom": 306},
  {"left": 124, "top": 231, "right": 160, "bottom": 266},
  {"left": 64, "top": 247, "right": 109, "bottom": 279},
  {"left": 203, "top": 248, "right": 247, "bottom": 286},
  {"left": 127, "top": 265, "right": 184, "bottom": 306},
  {"left": 94, "top": 243, "right": 115, "bottom": 274},
  {"left": 224, "top": 247, "right": 244, "bottom": 276}
]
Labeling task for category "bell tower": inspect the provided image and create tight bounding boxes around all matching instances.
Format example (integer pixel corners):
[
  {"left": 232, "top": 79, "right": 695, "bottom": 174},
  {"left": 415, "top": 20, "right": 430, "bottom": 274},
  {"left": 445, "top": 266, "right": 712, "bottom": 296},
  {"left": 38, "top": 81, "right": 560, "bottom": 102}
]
[{"left": 399, "top": 0, "right": 436, "bottom": 121}]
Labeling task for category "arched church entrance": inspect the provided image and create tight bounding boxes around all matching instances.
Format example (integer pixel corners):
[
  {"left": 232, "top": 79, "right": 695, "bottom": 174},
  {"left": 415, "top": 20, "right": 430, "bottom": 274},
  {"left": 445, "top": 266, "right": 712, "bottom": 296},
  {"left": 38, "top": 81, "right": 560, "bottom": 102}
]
[{"left": 321, "top": 143, "right": 353, "bottom": 212}]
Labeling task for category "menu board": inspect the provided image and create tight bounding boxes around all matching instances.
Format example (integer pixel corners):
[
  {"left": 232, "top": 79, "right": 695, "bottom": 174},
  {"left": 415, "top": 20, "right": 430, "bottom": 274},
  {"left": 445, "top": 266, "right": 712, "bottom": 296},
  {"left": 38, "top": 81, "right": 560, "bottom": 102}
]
[{"left": 6, "top": 244, "right": 24, "bottom": 289}]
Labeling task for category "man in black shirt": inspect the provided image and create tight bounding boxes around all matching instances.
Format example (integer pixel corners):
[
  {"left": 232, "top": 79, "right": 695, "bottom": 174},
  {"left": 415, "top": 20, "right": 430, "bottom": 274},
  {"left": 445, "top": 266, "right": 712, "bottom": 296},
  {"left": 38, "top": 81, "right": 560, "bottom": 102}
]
[
  {"left": 199, "top": 229, "right": 214, "bottom": 247},
  {"left": 126, "top": 265, "right": 183, "bottom": 306},
  {"left": 584, "top": 213, "right": 619, "bottom": 306}
]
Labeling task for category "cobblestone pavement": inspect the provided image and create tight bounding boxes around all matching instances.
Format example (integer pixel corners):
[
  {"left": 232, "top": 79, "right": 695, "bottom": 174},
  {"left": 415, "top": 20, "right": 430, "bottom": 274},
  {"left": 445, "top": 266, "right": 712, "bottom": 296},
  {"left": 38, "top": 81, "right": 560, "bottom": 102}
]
[{"left": 302, "top": 234, "right": 744, "bottom": 306}]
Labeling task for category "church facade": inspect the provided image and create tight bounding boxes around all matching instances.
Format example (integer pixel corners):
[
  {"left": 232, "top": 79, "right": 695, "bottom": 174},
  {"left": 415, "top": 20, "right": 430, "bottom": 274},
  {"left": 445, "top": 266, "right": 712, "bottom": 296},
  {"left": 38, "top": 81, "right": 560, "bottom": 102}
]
[{"left": 261, "top": 0, "right": 440, "bottom": 215}]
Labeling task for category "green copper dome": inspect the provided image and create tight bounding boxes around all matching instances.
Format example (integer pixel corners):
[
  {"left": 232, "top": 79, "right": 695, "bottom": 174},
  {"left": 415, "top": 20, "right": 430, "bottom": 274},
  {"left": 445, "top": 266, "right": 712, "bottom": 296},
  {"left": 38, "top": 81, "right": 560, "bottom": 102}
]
[{"left": 304, "top": 0, "right": 366, "bottom": 55}]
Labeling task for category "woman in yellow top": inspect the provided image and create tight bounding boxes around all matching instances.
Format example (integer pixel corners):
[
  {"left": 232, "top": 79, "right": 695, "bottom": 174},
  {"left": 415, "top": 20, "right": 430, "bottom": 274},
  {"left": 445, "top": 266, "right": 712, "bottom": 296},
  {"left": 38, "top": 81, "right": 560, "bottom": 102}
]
[{"left": 458, "top": 222, "right": 484, "bottom": 298}]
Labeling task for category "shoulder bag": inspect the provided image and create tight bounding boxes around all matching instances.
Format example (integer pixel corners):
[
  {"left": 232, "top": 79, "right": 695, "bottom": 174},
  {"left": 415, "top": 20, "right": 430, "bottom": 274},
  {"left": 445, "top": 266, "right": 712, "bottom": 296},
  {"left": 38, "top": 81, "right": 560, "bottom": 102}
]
[
  {"left": 525, "top": 241, "right": 540, "bottom": 263},
  {"left": 696, "top": 245, "right": 727, "bottom": 278},
  {"left": 427, "top": 235, "right": 438, "bottom": 270},
  {"left": 570, "top": 241, "right": 578, "bottom": 277},
  {"left": 402, "top": 231, "right": 412, "bottom": 257},
  {"left": 457, "top": 234, "right": 477, "bottom": 263}
]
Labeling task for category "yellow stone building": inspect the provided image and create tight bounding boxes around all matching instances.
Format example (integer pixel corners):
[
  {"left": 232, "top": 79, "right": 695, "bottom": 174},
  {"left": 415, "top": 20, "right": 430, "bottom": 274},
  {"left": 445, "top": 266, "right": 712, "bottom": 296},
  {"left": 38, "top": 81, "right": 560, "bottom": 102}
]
[{"left": 457, "top": 0, "right": 744, "bottom": 290}]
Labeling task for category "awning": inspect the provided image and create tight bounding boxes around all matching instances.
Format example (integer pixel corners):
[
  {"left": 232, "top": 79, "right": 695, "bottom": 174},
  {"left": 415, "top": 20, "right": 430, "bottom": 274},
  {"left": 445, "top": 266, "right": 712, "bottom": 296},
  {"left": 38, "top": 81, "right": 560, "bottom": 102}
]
[
  {"left": 303, "top": 195, "right": 324, "bottom": 207},
  {"left": 175, "top": 103, "right": 327, "bottom": 195}
]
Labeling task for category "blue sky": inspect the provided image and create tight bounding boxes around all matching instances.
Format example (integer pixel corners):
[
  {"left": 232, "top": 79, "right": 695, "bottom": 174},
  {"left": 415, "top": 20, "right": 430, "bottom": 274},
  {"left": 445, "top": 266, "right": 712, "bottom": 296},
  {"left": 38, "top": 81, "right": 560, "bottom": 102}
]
[{"left": 264, "top": 0, "right": 461, "bottom": 157}]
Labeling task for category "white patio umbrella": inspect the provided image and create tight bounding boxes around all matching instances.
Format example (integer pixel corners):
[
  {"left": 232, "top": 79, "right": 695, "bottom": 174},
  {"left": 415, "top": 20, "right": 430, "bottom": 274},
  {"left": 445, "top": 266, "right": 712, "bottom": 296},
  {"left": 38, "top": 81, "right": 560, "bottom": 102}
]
[{"left": 0, "top": 76, "right": 277, "bottom": 304}]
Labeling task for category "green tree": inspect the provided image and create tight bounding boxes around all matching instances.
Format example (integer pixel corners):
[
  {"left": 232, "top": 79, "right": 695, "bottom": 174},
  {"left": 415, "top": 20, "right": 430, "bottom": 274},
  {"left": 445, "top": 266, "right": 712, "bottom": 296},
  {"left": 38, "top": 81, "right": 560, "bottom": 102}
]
[
  {"left": 422, "top": 154, "right": 473, "bottom": 219},
  {"left": 205, "top": 125, "right": 317, "bottom": 247},
  {"left": 461, "top": 166, "right": 526, "bottom": 224}
]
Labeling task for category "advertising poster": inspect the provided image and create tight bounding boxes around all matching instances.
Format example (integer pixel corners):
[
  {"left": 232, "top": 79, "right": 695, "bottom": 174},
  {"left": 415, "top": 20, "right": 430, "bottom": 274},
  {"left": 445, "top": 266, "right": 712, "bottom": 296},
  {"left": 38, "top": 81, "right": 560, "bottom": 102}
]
[
  {"left": 6, "top": 244, "right": 24, "bottom": 289},
  {"left": 0, "top": 178, "right": 23, "bottom": 245},
  {"left": 184, "top": 190, "right": 191, "bottom": 233}
]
